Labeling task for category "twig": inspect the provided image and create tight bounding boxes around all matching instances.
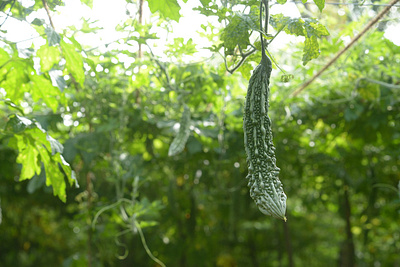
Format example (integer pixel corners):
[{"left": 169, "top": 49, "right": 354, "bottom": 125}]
[
  {"left": 262, "top": 0, "right": 269, "bottom": 36},
  {"left": 6, "top": 34, "right": 46, "bottom": 44},
  {"left": 138, "top": 0, "right": 144, "bottom": 58},
  {"left": 84, "top": 40, "right": 119, "bottom": 53},
  {"left": 291, "top": 0, "right": 399, "bottom": 97},
  {"left": 0, "top": 0, "right": 16, "bottom": 28},
  {"left": 41, "top": 0, "right": 56, "bottom": 30},
  {"left": 134, "top": 220, "right": 166, "bottom": 267},
  {"left": 265, "top": 49, "right": 286, "bottom": 74},
  {"left": 266, "top": 25, "right": 285, "bottom": 45},
  {"left": 224, "top": 47, "right": 257, "bottom": 74}
]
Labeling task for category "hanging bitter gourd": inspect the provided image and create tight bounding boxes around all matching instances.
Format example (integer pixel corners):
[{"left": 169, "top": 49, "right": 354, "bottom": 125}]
[{"left": 243, "top": 48, "right": 287, "bottom": 221}]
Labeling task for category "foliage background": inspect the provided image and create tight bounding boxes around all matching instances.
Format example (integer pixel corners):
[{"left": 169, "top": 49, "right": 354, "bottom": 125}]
[{"left": 0, "top": 0, "right": 399, "bottom": 266}]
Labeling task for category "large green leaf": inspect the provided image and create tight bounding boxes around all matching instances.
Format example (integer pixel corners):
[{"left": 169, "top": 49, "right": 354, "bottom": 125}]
[
  {"left": 304, "top": 19, "right": 329, "bottom": 38},
  {"left": 313, "top": 0, "right": 325, "bottom": 12},
  {"left": 221, "top": 9, "right": 258, "bottom": 55},
  {"left": 270, "top": 15, "right": 329, "bottom": 65},
  {"left": 302, "top": 35, "right": 320, "bottom": 65},
  {"left": 0, "top": 61, "right": 29, "bottom": 102},
  {"left": 61, "top": 38, "right": 85, "bottom": 86},
  {"left": 37, "top": 44, "right": 60, "bottom": 72},
  {"left": 6, "top": 115, "right": 78, "bottom": 202},
  {"left": 16, "top": 135, "right": 41, "bottom": 180},
  {"left": 6, "top": 114, "right": 35, "bottom": 133},
  {"left": 147, "top": 0, "right": 181, "bottom": 22},
  {"left": 30, "top": 74, "right": 60, "bottom": 112},
  {"left": 45, "top": 26, "right": 61, "bottom": 46}
]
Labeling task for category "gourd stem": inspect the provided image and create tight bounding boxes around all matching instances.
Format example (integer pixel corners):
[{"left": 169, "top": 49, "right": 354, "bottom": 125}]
[
  {"left": 259, "top": 0, "right": 269, "bottom": 61},
  {"left": 263, "top": 0, "right": 269, "bottom": 36},
  {"left": 259, "top": 2, "right": 264, "bottom": 54}
]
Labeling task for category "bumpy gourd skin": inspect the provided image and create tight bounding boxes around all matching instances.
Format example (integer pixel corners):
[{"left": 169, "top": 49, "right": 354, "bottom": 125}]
[{"left": 243, "top": 54, "right": 287, "bottom": 221}]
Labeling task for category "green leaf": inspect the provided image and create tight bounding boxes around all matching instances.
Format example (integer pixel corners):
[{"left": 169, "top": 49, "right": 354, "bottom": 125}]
[
  {"left": 147, "top": 0, "right": 181, "bottom": 22},
  {"left": 6, "top": 114, "right": 35, "bottom": 133},
  {"left": 31, "top": 18, "right": 45, "bottom": 26},
  {"left": 16, "top": 136, "right": 41, "bottom": 180},
  {"left": 304, "top": 19, "right": 329, "bottom": 38},
  {"left": 0, "top": 61, "right": 29, "bottom": 102},
  {"left": 61, "top": 38, "right": 85, "bottom": 86},
  {"left": 313, "top": 0, "right": 325, "bottom": 12},
  {"left": 221, "top": 10, "right": 258, "bottom": 55},
  {"left": 37, "top": 44, "right": 60, "bottom": 72},
  {"left": 38, "top": 147, "right": 67, "bottom": 202},
  {"left": 81, "top": 18, "right": 102, "bottom": 34},
  {"left": 270, "top": 16, "right": 328, "bottom": 65},
  {"left": 30, "top": 74, "right": 61, "bottom": 112},
  {"left": 276, "top": 0, "right": 287, "bottom": 4},
  {"left": 302, "top": 35, "right": 320, "bottom": 65},
  {"left": 166, "top": 38, "right": 197, "bottom": 57},
  {"left": 45, "top": 27, "right": 61, "bottom": 46},
  {"left": 168, "top": 105, "right": 191, "bottom": 156},
  {"left": 6, "top": 114, "right": 78, "bottom": 202},
  {"left": 287, "top": 18, "right": 305, "bottom": 36},
  {"left": 270, "top": 15, "right": 305, "bottom": 36}
]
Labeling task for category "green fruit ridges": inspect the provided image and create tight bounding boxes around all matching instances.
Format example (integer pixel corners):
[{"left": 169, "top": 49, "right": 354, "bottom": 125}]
[{"left": 243, "top": 54, "right": 287, "bottom": 221}]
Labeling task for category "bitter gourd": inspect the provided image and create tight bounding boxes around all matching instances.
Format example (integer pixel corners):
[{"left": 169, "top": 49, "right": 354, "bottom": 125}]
[{"left": 243, "top": 50, "right": 287, "bottom": 221}]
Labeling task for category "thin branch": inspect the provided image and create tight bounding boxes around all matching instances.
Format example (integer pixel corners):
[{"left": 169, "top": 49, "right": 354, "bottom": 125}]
[
  {"left": 224, "top": 47, "right": 257, "bottom": 74},
  {"left": 290, "top": 1, "right": 400, "bottom": 6},
  {"left": 259, "top": 1, "right": 265, "bottom": 53},
  {"left": 291, "top": 0, "right": 400, "bottom": 97},
  {"left": 134, "top": 220, "right": 166, "bottom": 267},
  {"left": 41, "top": 0, "right": 56, "bottom": 30},
  {"left": 84, "top": 40, "right": 119, "bottom": 53},
  {"left": 91, "top": 198, "right": 132, "bottom": 229},
  {"left": 356, "top": 77, "right": 400, "bottom": 90},
  {"left": 265, "top": 48, "right": 286, "bottom": 74},
  {"left": 114, "top": 233, "right": 130, "bottom": 260},
  {"left": 138, "top": 0, "right": 144, "bottom": 58},
  {"left": 5, "top": 34, "right": 46, "bottom": 44},
  {"left": 266, "top": 24, "right": 285, "bottom": 45}
]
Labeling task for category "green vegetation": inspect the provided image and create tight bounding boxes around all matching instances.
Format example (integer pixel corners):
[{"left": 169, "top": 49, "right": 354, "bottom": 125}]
[{"left": 0, "top": 0, "right": 399, "bottom": 266}]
